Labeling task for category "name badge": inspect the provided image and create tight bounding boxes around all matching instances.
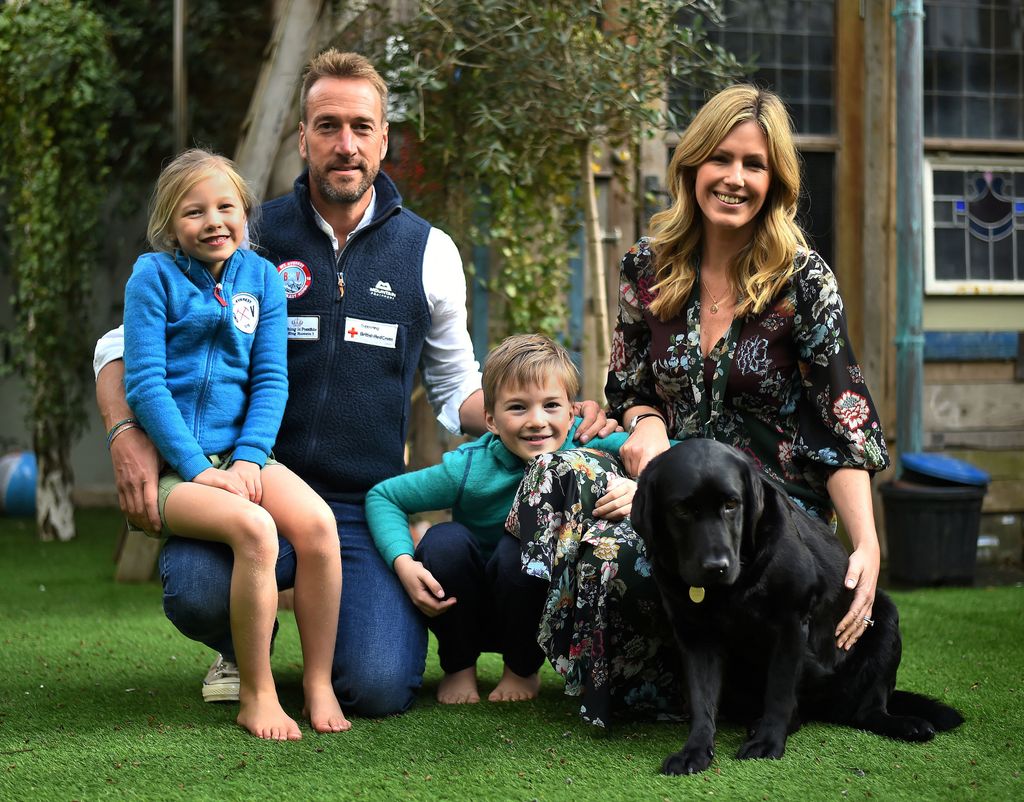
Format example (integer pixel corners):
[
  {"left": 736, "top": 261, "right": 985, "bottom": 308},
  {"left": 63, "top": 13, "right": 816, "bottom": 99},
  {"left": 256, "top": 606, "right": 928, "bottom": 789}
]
[
  {"left": 288, "top": 315, "right": 320, "bottom": 341},
  {"left": 344, "top": 317, "right": 398, "bottom": 349}
]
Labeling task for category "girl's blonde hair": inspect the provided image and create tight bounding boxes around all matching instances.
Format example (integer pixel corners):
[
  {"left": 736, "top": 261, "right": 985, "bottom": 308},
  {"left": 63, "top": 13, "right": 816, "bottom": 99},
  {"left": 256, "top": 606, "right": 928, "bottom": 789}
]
[
  {"left": 147, "top": 148, "right": 258, "bottom": 254},
  {"left": 647, "top": 84, "right": 807, "bottom": 320}
]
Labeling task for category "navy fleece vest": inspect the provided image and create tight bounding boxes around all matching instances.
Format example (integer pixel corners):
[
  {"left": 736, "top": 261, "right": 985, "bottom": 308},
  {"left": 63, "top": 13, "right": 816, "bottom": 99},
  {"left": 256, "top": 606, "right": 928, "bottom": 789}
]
[{"left": 255, "top": 171, "right": 431, "bottom": 503}]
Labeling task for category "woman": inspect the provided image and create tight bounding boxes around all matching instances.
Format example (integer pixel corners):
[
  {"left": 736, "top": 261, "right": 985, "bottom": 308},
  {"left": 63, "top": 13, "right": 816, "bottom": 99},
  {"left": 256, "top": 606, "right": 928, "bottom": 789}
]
[{"left": 510, "top": 84, "right": 889, "bottom": 727}]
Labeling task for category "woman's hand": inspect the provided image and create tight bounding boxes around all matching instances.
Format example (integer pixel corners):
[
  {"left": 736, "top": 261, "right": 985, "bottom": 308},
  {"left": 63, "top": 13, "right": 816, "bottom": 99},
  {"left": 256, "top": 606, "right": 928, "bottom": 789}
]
[
  {"left": 619, "top": 415, "right": 671, "bottom": 478},
  {"left": 228, "top": 459, "right": 263, "bottom": 504},
  {"left": 835, "top": 541, "right": 880, "bottom": 650},
  {"left": 394, "top": 555, "right": 457, "bottom": 617},
  {"left": 593, "top": 477, "right": 637, "bottom": 521},
  {"left": 827, "top": 468, "right": 881, "bottom": 650},
  {"left": 572, "top": 400, "right": 617, "bottom": 443}
]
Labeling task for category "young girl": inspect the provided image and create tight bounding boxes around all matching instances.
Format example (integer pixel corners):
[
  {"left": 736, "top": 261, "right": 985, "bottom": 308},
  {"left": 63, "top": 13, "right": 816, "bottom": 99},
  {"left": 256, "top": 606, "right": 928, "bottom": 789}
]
[{"left": 122, "top": 149, "right": 347, "bottom": 740}]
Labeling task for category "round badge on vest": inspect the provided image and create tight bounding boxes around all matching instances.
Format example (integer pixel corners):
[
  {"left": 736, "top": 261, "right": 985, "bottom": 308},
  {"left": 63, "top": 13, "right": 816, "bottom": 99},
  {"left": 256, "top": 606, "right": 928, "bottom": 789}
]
[{"left": 278, "top": 260, "right": 312, "bottom": 299}]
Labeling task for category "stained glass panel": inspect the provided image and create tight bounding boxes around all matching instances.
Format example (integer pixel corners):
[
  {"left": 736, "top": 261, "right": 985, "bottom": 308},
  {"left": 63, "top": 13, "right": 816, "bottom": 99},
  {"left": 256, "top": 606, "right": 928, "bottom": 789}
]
[{"left": 928, "top": 165, "right": 1024, "bottom": 291}]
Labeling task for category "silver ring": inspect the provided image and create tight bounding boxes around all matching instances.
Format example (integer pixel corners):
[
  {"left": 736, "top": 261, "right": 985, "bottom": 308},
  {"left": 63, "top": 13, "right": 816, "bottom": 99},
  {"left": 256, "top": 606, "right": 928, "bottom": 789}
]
[{"left": 862, "top": 617, "right": 875, "bottom": 627}]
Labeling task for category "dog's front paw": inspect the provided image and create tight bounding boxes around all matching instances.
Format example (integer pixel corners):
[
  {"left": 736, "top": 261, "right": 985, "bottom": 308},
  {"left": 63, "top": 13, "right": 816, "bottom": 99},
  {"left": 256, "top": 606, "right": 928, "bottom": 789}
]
[
  {"left": 737, "top": 733, "right": 786, "bottom": 761},
  {"left": 661, "top": 745, "right": 714, "bottom": 775}
]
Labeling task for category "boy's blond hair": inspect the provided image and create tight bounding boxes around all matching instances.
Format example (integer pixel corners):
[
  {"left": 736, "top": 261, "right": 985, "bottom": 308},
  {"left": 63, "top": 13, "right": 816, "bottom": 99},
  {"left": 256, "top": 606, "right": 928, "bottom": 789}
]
[
  {"left": 482, "top": 334, "right": 580, "bottom": 412},
  {"left": 147, "top": 148, "right": 258, "bottom": 254}
]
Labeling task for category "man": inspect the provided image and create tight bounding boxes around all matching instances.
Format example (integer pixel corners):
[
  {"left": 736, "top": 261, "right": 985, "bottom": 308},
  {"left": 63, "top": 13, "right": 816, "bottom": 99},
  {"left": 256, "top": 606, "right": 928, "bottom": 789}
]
[{"left": 95, "top": 50, "right": 610, "bottom": 717}]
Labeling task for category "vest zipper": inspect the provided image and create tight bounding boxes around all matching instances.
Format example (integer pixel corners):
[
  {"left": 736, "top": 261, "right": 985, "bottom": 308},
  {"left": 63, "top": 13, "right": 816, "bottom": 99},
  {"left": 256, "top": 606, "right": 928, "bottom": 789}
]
[{"left": 337, "top": 271, "right": 345, "bottom": 300}]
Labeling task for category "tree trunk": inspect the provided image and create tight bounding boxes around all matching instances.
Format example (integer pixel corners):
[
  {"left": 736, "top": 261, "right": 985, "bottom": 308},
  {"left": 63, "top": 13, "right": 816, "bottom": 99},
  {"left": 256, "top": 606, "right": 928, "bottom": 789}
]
[
  {"left": 580, "top": 139, "right": 610, "bottom": 405},
  {"left": 234, "top": 0, "right": 326, "bottom": 199},
  {"left": 34, "top": 434, "right": 75, "bottom": 542}
]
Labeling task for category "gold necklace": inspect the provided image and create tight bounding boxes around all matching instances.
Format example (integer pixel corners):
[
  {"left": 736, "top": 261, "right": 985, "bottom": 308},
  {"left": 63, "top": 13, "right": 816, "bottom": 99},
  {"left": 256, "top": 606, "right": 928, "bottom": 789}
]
[{"left": 701, "top": 279, "right": 725, "bottom": 315}]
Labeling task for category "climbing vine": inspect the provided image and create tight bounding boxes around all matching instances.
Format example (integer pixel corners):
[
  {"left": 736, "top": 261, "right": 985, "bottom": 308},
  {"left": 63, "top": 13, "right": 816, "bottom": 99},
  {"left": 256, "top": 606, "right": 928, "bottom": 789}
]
[
  {"left": 373, "top": 0, "right": 744, "bottom": 350},
  {"left": 0, "top": 0, "right": 118, "bottom": 540}
]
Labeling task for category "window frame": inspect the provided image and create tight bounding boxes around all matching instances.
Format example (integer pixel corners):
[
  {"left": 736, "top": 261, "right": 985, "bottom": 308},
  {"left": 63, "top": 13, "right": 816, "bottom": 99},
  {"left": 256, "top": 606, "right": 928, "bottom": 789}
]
[{"left": 924, "top": 154, "right": 1024, "bottom": 296}]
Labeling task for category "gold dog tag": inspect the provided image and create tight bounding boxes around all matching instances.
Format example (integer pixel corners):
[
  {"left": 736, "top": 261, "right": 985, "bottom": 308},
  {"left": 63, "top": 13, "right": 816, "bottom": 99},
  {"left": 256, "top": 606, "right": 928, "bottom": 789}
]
[{"left": 689, "top": 586, "right": 706, "bottom": 604}]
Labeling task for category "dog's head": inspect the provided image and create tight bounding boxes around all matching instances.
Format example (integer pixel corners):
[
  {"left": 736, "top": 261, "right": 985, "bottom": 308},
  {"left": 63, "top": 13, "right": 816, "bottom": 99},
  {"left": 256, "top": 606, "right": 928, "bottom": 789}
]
[{"left": 633, "top": 439, "right": 766, "bottom": 588}]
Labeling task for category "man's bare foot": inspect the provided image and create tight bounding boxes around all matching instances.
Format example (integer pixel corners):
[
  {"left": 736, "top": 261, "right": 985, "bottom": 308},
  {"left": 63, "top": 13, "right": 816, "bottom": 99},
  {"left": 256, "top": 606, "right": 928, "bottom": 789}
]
[
  {"left": 437, "top": 666, "right": 480, "bottom": 704},
  {"left": 488, "top": 667, "right": 540, "bottom": 702},
  {"left": 302, "top": 683, "right": 351, "bottom": 733},
  {"left": 236, "top": 692, "right": 302, "bottom": 740}
]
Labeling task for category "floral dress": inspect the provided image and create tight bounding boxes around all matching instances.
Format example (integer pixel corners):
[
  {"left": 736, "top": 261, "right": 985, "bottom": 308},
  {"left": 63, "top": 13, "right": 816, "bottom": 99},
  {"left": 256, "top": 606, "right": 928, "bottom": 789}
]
[
  {"left": 509, "top": 239, "right": 890, "bottom": 729},
  {"left": 507, "top": 449, "right": 685, "bottom": 728},
  {"left": 607, "top": 238, "right": 889, "bottom": 522}
]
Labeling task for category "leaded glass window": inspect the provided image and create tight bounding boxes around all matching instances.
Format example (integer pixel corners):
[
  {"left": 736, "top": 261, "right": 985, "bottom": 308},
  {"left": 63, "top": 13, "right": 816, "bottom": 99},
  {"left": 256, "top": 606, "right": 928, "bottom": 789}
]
[
  {"left": 925, "top": 161, "right": 1024, "bottom": 293},
  {"left": 673, "top": 0, "right": 835, "bottom": 135},
  {"left": 923, "top": 0, "right": 1024, "bottom": 140}
]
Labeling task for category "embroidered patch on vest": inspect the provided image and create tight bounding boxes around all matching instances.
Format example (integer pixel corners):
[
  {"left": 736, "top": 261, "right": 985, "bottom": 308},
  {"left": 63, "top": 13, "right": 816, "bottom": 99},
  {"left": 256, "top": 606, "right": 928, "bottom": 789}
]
[
  {"left": 232, "top": 292, "right": 260, "bottom": 334},
  {"left": 369, "top": 279, "right": 397, "bottom": 300},
  {"left": 278, "top": 260, "right": 312, "bottom": 299}
]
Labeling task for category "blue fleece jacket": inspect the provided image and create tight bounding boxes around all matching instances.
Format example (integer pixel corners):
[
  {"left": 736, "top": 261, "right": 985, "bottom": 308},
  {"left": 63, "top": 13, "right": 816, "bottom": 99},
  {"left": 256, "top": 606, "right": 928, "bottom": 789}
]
[
  {"left": 123, "top": 248, "right": 288, "bottom": 481},
  {"left": 366, "top": 419, "right": 639, "bottom": 567}
]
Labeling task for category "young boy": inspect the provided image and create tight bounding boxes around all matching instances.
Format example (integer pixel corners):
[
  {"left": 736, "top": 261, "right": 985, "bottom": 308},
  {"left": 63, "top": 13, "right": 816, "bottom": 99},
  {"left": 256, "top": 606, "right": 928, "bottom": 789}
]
[{"left": 366, "top": 334, "right": 638, "bottom": 705}]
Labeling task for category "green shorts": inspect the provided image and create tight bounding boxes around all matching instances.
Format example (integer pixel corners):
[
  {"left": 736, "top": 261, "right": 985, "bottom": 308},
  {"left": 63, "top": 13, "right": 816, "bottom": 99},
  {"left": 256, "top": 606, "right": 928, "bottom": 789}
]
[{"left": 139, "top": 451, "right": 278, "bottom": 539}]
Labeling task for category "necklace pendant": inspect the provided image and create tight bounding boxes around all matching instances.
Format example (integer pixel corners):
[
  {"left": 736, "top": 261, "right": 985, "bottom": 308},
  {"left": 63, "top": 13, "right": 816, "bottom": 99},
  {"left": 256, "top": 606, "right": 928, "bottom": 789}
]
[{"left": 709, "top": 302, "right": 719, "bottom": 315}]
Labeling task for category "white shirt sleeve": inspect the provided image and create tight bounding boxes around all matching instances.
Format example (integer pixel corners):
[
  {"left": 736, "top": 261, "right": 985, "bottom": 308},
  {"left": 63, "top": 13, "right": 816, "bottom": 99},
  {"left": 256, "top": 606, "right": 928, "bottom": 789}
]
[
  {"left": 94, "top": 324, "right": 126, "bottom": 379},
  {"left": 420, "top": 227, "right": 482, "bottom": 434}
]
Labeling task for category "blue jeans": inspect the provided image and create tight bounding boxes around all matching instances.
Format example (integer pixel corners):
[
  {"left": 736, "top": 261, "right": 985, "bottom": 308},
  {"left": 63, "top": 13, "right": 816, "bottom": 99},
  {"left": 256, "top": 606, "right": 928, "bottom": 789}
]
[{"left": 158, "top": 501, "right": 426, "bottom": 716}]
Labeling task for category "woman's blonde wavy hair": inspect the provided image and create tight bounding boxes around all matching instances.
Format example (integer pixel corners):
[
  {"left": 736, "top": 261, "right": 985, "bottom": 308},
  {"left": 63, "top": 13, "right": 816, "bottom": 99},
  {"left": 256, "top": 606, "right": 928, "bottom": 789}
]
[{"left": 647, "top": 84, "right": 807, "bottom": 320}]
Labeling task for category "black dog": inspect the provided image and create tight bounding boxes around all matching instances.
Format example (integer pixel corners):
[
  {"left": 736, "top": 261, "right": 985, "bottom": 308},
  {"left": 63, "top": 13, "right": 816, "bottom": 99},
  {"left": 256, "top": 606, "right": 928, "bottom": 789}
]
[{"left": 632, "top": 439, "right": 963, "bottom": 776}]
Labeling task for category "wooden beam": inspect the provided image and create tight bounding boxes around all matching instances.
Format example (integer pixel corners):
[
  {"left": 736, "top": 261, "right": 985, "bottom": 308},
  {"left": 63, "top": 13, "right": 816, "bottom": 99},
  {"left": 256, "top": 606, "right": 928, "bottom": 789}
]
[
  {"left": 835, "top": 0, "right": 866, "bottom": 355},
  {"left": 924, "top": 384, "right": 1024, "bottom": 431}
]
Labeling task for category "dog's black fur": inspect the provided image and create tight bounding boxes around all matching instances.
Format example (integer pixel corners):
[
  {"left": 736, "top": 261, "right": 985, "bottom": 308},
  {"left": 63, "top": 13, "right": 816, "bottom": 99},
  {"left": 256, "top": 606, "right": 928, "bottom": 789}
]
[{"left": 632, "top": 439, "right": 963, "bottom": 776}]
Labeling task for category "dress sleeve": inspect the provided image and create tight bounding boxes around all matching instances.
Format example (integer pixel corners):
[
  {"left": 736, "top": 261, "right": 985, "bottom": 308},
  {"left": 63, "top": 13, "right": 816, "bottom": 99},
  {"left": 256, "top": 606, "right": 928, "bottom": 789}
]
[
  {"left": 604, "top": 239, "right": 663, "bottom": 420},
  {"left": 790, "top": 253, "right": 890, "bottom": 476}
]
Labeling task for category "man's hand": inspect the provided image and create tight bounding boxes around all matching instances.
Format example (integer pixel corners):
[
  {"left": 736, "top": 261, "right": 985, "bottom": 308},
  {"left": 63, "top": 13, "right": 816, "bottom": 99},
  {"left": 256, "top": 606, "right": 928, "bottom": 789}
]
[
  {"left": 110, "top": 427, "right": 163, "bottom": 533},
  {"left": 228, "top": 460, "right": 263, "bottom": 504},
  {"left": 394, "top": 555, "right": 457, "bottom": 617},
  {"left": 593, "top": 476, "right": 637, "bottom": 521},
  {"left": 572, "top": 400, "right": 617, "bottom": 444}
]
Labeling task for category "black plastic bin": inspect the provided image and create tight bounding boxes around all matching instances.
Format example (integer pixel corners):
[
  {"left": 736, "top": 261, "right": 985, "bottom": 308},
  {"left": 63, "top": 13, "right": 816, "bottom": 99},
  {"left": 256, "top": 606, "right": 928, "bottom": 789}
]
[{"left": 879, "top": 453, "right": 989, "bottom": 586}]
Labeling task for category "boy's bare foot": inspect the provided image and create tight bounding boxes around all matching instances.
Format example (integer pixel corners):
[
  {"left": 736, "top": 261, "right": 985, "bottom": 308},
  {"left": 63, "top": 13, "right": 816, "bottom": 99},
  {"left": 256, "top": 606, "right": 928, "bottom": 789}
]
[
  {"left": 437, "top": 666, "right": 480, "bottom": 704},
  {"left": 303, "top": 683, "right": 351, "bottom": 733},
  {"left": 488, "top": 667, "right": 540, "bottom": 702},
  {"left": 237, "top": 692, "right": 302, "bottom": 740}
]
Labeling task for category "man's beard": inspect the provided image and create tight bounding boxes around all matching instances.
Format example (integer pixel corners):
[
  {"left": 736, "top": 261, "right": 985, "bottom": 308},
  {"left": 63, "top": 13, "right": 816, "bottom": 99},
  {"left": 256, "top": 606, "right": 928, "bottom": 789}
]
[{"left": 311, "top": 160, "right": 378, "bottom": 205}]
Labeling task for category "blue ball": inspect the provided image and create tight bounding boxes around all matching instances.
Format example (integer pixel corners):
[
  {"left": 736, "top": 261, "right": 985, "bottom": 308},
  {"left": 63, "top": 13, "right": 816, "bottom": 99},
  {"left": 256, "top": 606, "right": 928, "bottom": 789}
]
[{"left": 0, "top": 451, "right": 37, "bottom": 517}]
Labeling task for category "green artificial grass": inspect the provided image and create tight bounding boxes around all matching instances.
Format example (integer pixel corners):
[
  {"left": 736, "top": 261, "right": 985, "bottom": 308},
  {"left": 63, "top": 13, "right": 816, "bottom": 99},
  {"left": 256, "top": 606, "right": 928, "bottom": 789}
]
[{"left": 1, "top": 509, "right": 1022, "bottom": 801}]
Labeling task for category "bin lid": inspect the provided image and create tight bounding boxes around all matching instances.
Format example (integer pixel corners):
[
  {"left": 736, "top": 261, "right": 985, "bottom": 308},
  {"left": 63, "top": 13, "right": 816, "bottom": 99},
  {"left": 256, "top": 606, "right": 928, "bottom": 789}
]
[{"left": 901, "top": 452, "right": 990, "bottom": 486}]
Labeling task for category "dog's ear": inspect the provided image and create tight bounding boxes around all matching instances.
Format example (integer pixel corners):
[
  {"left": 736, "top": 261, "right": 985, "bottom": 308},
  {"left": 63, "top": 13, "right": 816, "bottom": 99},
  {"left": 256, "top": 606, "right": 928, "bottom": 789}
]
[
  {"left": 631, "top": 456, "right": 661, "bottom": 547},
  {"left": 745, "top": 465, "right": 792, "bottom": 555},
  {"left": 741, "top": 454, "right": 765, "bottom": 541}
]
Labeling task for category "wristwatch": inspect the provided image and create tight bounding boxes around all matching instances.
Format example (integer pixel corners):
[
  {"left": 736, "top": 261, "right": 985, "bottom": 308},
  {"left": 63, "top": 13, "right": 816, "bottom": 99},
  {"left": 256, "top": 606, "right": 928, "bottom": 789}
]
[{"left": 628, "top": 412, "right": 666, "bottom": 434}]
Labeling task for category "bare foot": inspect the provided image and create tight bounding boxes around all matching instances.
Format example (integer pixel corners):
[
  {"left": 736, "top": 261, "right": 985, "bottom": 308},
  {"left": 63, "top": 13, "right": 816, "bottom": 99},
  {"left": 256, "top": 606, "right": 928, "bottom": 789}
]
[
  {"left": 437, "top": 666, "right": 480, "bottom": 704},
  {"left": 488, "top": 667, "right": 540, "bottom": 702},
  {"left": 302, "top": 683, "right": 351, "bottom": 733},
  {"left": 236, "top": 691, "right": 302, "bottom": 741}
]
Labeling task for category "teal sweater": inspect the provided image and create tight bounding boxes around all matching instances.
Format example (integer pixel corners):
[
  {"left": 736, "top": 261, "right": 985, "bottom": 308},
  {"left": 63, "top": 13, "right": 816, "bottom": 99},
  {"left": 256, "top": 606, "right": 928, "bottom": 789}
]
[{"left": 365, "top": 419, "right": 632, "bottom": 568}]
